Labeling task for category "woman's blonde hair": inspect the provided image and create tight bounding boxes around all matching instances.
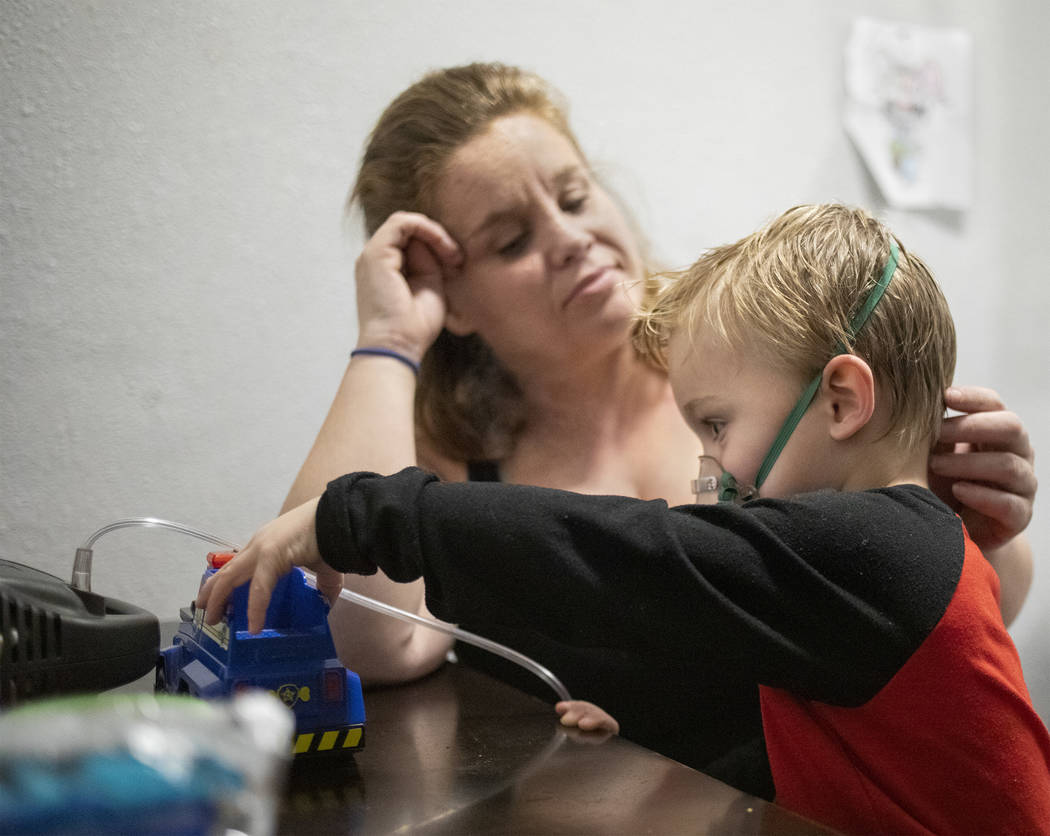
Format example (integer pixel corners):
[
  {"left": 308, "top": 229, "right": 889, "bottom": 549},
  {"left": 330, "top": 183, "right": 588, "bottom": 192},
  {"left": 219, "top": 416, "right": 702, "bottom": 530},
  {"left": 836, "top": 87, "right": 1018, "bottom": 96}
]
[
  {"left": 348, "top": 62, "right": 582, "bottom": 463},
  {"left": 635, "top": 204, "right": 957, "bottom": 452}
]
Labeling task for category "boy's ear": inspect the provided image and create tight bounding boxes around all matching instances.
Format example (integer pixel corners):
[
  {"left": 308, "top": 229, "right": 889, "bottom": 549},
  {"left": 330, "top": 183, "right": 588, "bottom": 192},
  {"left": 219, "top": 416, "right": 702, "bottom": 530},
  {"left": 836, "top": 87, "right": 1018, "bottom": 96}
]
[{"left": 820, "top": 354, "right": 876, "bottom": 441}]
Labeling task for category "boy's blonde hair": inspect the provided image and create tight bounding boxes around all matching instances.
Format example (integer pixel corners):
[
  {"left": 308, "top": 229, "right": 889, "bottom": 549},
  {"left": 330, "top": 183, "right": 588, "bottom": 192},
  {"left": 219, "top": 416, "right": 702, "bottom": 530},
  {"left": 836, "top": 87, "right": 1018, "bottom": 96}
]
[{"left": 635, "top": 204, "right": 957, "bottom": 452}]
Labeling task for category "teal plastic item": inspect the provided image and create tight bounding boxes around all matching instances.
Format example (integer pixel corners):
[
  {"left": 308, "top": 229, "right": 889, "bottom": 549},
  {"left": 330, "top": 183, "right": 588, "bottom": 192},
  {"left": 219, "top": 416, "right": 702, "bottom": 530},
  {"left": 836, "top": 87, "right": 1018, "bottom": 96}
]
[{"left": 0, "top": 691, "right": 292, "bottom": 835}]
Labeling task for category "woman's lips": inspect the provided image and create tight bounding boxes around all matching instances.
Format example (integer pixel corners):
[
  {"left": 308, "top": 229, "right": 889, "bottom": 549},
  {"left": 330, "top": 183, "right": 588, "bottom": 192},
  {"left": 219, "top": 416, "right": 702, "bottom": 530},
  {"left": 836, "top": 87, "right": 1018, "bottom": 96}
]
[{"left": 563, "top": 265, "right": 616, "bottom": 308}]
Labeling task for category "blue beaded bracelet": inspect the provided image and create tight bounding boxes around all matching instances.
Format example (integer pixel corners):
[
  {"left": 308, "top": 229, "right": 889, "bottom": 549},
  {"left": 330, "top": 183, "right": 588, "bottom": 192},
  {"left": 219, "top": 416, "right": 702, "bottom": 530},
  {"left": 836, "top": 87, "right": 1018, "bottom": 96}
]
[{"left": 350, "top": 347, "right": 420, "bottom": 375}]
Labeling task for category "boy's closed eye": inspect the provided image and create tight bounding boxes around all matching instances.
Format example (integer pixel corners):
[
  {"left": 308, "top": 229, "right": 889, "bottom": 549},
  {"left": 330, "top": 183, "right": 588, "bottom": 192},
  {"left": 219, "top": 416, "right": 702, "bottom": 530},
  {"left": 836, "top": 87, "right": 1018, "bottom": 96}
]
[{"left": 701, "top": 420, "right": 726, "bottom": 442}]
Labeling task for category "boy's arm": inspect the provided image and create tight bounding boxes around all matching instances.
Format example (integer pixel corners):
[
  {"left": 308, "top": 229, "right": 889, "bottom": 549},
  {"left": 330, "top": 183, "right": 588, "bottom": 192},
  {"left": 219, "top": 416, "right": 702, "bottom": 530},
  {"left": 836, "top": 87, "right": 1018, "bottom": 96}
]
[
  {"left": 312, "top": 469, "right": 960, "bottom": 704},
  {"left": 198, "top": 468, "right": 961, "bottom": 706}
]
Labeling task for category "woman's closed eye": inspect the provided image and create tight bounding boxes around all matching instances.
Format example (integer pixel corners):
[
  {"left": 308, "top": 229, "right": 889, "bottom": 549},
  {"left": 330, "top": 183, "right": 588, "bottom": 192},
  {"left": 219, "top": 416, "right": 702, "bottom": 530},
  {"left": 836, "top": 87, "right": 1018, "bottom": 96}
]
[
  {"left": 560, "top": 191, "right": 588, "bottom": 214},
  {"left": 496, "top": 229, "right": 530, "bottom": 258}
]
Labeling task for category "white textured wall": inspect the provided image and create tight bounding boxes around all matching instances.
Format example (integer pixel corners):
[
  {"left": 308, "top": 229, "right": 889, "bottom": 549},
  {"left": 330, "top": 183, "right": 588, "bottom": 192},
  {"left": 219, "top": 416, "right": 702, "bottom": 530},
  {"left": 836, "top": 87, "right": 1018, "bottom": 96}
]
[{"left": 3, "top": 1, "right": 1048, "bottom": 717}]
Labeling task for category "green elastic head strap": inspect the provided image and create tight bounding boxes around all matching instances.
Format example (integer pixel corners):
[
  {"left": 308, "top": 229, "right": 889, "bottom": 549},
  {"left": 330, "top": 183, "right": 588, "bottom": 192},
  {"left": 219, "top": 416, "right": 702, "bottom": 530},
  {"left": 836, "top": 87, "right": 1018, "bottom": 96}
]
[{"left": 752, "top": 239, "right": 900, "bottom": 491}]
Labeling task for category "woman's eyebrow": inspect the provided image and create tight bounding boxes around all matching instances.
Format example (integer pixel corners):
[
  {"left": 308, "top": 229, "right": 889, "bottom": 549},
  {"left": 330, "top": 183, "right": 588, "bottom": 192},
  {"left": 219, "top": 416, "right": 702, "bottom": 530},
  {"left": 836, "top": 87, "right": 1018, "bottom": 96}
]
[
  {"left": 552, "top": 164, "right": 586, "bottom": 188},
  {"left": 465, "top": 207, "right": 522, "bottom": 245},
  {"left": 464, "top": 166, "right": 585, "bottom": 244}
]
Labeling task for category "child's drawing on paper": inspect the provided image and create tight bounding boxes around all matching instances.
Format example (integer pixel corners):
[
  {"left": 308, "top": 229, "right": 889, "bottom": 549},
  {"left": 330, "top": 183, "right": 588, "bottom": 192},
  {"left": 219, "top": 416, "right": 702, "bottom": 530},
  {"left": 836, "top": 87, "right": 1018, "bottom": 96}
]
[
  {"left": 885, "top": 55, "right": 945, "bottom": 183},
  {"left": 845, "top": 18, "right": 972, "bottom": 210}
]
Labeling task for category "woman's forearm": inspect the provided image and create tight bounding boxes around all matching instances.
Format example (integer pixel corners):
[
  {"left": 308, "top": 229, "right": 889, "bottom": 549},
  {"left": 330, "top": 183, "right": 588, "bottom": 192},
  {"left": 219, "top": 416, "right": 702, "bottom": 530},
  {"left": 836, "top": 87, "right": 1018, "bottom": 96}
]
[
  {"left": 281, "top": 355, "right": 419, "bottom": 512},
  {"left": 983, "top": 534, "right": 1034, "bottom": 627},
  {"left": 283, "top": 355, "right": 454, "bottom": 681},
  {"left": 327, "top": 576, "right": 454, "bottom": 684}
]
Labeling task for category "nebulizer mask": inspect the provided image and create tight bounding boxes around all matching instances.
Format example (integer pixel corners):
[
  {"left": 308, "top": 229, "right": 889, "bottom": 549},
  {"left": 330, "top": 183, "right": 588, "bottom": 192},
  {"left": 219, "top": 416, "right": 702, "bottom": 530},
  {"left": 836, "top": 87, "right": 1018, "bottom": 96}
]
[{"left": 691, "top": 240, "right": 900, "bottom": 505}]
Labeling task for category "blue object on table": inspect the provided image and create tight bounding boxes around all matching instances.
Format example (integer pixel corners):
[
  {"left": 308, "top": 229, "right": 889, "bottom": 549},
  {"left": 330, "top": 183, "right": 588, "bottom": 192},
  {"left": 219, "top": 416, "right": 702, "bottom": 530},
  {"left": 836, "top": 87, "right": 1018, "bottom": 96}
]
[
  {"left": 156, "top": 553, "right": 366, "bottom": 757},
  {"left": 0, "top": 691, "right": 292, "bottom": 835}
]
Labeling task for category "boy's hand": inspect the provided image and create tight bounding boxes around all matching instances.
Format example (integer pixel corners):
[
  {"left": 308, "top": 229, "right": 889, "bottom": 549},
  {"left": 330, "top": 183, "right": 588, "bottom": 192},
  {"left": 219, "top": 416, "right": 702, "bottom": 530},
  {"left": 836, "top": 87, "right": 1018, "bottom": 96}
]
[
  {"left": 555, "top": 700, "right": 620, "bottom": 734},
  {"left": 195, "top": 498, "right": 343, "bottom": 633},
  {"left": 929, "top": 386, "right": 1037, "bottom": 551}
]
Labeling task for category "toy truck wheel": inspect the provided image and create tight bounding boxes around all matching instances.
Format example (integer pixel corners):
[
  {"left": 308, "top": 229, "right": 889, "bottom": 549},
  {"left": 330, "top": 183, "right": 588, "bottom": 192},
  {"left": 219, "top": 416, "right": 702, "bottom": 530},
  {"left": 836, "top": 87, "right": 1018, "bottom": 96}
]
[{"left": 154, "top": 660, "right": 168, "bottom": 693}]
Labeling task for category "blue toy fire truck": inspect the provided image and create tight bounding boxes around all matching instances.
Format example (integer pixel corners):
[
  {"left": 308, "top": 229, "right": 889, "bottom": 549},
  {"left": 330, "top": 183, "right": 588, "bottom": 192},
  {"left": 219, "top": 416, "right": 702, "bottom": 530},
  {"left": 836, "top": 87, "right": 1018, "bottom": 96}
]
[{"left": 156, "top": 552, "right": 365, "bottom": 757}]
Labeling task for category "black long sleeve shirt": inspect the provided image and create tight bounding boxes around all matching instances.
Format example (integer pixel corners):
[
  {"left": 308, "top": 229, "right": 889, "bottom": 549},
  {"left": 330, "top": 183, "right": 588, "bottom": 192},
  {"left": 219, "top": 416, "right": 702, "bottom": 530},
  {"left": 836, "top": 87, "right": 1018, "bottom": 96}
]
[{"left": 316, "top": 467, "right": 1050, "bottom": 834}]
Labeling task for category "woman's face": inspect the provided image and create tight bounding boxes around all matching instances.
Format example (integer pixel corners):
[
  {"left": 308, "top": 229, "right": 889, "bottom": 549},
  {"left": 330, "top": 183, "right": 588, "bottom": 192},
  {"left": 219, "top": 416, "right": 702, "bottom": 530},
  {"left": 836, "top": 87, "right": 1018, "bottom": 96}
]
[{"left": 432, "top": 113, "right": 645, "bottom": 375}]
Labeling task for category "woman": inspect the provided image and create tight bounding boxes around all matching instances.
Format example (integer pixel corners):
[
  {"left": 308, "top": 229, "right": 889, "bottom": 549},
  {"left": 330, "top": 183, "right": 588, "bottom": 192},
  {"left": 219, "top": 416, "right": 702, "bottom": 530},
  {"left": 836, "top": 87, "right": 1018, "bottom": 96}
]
[{"left": 282, "top": 63, "right": 1036, "bottom": 742}]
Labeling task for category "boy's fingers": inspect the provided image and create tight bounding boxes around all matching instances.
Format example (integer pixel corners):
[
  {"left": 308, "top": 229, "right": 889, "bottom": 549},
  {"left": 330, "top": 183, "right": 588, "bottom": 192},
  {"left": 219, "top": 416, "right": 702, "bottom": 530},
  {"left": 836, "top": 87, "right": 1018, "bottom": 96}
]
[
  {"left": 197, "top": 551, "right": 255, "bottom": 625},
  {"left": 199, "top": 572, "right": 235, "bottom": 625},
  {"left": 315, "top": 567, "right": 345, "bottom": 608},
  {"left": 246, "top": 565, "right": 279, "bottom": 634},
  {"left": 583, "top": 714, "right": 619, "bottom": 733},
  {"left": 197, "top": 571, "right": 229, "bottom": 624},
  {"left": 194, "top": 574, "right": 213, "bottom": 611}
]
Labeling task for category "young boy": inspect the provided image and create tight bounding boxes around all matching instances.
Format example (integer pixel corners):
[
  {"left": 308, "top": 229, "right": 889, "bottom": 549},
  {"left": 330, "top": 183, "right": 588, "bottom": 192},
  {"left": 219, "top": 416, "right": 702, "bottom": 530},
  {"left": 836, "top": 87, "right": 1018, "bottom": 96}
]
[{"left": 199, "top": 205, "right": 1050, "bottom": 834}]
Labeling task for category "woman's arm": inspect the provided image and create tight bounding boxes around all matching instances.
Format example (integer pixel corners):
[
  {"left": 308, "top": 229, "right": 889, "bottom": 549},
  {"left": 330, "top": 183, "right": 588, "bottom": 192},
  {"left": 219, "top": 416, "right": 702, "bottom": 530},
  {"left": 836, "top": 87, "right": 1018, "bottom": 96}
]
[
  {"left": 929, "top": 386, "right": 1038, "bottom": 625},
  {"left": 283, "top": 212, "right": 462, "bottom": 683},
  {"left": 282, "top": 211, "right": 460, "bottom": 509},
  {"left": 981, "top": 537, "right": 1033, "bottom": 628}
]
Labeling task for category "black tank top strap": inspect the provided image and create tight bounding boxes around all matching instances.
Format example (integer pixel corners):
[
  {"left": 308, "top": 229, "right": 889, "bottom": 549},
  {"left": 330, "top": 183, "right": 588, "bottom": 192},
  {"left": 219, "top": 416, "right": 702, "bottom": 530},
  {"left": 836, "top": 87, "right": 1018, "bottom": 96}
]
[{"left": 466, "top": 460, "right": 502, "bottom": 482}]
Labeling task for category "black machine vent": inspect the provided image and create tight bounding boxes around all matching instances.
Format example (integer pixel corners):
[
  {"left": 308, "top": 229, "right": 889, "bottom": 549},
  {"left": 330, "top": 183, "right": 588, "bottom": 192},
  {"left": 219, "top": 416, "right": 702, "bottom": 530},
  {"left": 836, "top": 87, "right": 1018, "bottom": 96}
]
[
  {"left": 1, "top": 591, "right": 66, "bottom": 703},
  {"left": 0, "top": 559, "right": 159, "bottom": 707}
]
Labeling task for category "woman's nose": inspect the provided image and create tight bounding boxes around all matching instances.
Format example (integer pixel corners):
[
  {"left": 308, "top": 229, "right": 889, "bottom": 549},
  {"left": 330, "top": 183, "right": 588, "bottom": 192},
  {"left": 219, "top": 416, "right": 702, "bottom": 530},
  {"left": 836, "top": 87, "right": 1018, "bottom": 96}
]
[{"left": 548, "top": 214, "right": 592, "bottom": 268}]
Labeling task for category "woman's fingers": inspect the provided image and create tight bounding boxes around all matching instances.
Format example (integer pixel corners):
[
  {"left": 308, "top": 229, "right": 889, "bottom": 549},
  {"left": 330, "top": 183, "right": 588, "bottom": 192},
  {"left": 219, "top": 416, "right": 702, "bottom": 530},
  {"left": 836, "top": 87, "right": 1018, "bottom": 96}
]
[
  {"left": 369, "top": 211, "right": 462, "bottom": 274},
  {"left": 931, "top": 386, "right": 1037, "bottom": 551},
  {"left": 929, "top": 447, "right": 1036, "bottom": 550},
  {"left": 355, "top": 211, "right": 462, "bottom": 352},
  {"left": 951, "top": 480, "right": 1033, "bottom": 530},
  {"left": 943, "top": 385, "right": 1005, "bottom": 414},
  {"left": 950, "top": 480, "right": 1033, "bottom": 550},
  {"left": 938, "top": 410, "right": 1033, "bottom": 460},
  {"left": 928, "top": 449, "right": 1038, "bottom": 498}
]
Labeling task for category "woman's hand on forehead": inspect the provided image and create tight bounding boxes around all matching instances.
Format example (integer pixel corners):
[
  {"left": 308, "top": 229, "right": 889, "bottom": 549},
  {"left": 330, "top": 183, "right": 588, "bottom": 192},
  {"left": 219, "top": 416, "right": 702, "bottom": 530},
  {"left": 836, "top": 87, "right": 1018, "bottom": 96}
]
[{"left": 355, "top": 211, "right": 462, "bottom": 357}]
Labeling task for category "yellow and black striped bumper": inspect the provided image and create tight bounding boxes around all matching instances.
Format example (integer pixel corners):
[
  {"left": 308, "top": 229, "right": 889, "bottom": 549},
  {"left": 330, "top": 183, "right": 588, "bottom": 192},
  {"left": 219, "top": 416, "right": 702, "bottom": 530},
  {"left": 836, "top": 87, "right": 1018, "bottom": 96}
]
[{"left": 293, "top": 724, "right": 365, "bottom": 756}]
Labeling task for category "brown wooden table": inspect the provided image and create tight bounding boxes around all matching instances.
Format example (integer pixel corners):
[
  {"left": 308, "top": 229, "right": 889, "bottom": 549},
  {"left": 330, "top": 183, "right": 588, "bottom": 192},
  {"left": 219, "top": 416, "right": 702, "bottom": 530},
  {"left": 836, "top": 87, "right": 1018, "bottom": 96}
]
[{"left": 279, "top": 661, "right": 835, "bottom": 834}]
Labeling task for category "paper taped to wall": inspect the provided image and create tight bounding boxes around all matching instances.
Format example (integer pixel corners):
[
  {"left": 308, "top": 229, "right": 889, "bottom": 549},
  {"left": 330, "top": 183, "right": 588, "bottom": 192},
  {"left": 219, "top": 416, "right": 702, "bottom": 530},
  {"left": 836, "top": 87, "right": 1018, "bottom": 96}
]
[{"left": 844, "top": 17, "right": 973, "bottom": 211}]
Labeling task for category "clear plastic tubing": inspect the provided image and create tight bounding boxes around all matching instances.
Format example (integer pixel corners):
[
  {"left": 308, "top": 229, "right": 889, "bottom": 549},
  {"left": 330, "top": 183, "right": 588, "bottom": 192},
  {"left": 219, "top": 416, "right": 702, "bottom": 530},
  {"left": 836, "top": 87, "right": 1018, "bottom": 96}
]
[
  {"left": 74, "top": 517, "right": 572, "bottom": 703},
  {"left": 73, "top": 517, "right": 240, "bottom": 593},
  {"left": 305, "top": 571, "right": 571, "bottom": 701}
]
